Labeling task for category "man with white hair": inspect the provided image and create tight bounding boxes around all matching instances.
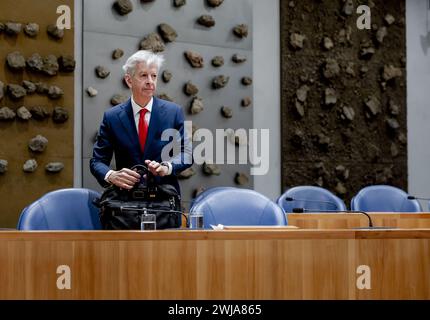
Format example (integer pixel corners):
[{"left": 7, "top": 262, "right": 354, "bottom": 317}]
[{"left": 90, "top": 50, "right": 192, "bottom": 194}]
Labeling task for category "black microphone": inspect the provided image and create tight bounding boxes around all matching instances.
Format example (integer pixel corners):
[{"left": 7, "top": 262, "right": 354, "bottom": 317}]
[
  {"left": 285, "top": 197, "right": 339, "bottom": 209},
  {"left": 292, "top": 207, "right": 378, "bottom": 228},
  {"left": 407, "top": 195, "right": 430, "bottom": 201}
]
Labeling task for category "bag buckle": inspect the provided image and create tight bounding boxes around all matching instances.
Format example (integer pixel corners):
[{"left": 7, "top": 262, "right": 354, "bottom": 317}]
[{"left": 132, "top": 190, "right": 146, "bottom": 199}]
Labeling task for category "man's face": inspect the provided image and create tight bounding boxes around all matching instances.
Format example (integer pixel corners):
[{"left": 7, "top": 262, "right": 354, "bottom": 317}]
[{"left": 125, "top": 62, "right": 158, "bottom": 103}]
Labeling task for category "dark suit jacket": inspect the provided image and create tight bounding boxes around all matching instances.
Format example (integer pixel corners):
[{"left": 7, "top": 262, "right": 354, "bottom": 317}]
[{"left": 90, "top": 97, "right": 192, "bottom": 194}]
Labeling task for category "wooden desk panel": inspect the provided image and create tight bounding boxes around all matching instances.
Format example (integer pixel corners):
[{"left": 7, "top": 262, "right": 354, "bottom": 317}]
[
  {"left": 288, "top": 213, "right": 430, "bottom": 229},
  {"left": 0, "top": 230, "right": 429, "bottom": 299}
]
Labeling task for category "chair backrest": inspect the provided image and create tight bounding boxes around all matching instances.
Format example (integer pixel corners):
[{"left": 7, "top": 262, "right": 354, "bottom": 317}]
[
  {"left": 351, "top": 185, "right": 422, "bottom": 212},
  {"left": 189, "top": 186, "right": 235, "bottom": 209},
  {"left": 190, "top": 188, "right": 287, "bottom": 227},
  {"left": 17, "top": 188, "right": 102, "bottom": 230},
  {"left": 277, "top": 186, "right": 347, "bottom": 213}
]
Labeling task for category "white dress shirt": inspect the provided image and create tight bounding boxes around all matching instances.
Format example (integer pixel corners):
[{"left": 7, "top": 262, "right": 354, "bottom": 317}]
[{"left": 131, "top": 96, "right": 153, "bottom": 131}]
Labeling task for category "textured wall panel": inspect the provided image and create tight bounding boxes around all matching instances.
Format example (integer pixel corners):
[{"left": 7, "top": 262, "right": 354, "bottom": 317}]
[
  {"left": 0, "top": 0, "right": 75, "bottom": 227},
  {"left": 280, "top": 0, "right": 407, "bottom": 204},
  {"left": 82, "top": 0, "right": 253, "bottom": 205}
]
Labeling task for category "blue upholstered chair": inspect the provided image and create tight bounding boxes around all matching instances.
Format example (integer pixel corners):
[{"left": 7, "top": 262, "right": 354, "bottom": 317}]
[
  {"left": 350, "top": 185, "right": 422, "bottom": 212},
  {"left": 17, "top": 188, "right": 102, "bottom": 230},
  {"left": 190, "top": 188, "right": 287, "bottom": 227},
  {"left": 189, "top": 186, "right": 235, "bottom": 209},
  {"left": 277, "top": 186, "right": 347, "bottom": 213}
]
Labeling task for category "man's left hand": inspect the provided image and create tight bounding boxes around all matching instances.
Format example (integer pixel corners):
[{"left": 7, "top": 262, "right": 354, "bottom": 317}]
[{"left": 145, "top": 159, "right": 168, "bottom": 176}]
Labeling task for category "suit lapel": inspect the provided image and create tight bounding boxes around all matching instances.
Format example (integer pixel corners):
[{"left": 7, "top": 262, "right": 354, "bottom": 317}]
[
  {"left": 118, "top": 99, "right": 141, "bottom": 154},
  {"left": 143, "top": 97, "right": 166, "bottom": 159}
]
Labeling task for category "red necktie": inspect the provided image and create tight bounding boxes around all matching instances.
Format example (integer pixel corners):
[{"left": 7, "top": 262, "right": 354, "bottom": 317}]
[{"left": 138, "top": 108, "right": 149, "bottom": 153}]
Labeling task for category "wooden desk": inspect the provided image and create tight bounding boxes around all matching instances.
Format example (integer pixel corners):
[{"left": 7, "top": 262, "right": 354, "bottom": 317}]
[
  {"left": 288, "top": 213, "right": 430, "bottom": 229},
  {"left": 0, "top": 229, "right": 429, "bottom": 300}
]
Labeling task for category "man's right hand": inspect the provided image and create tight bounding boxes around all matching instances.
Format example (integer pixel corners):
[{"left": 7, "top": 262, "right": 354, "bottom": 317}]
[{"left": 108, "top": 168, "right": 141, "bottom": 189}]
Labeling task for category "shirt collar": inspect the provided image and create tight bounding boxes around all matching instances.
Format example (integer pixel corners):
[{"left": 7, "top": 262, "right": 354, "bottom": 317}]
[{"left": 131, "top": 96, "right": 153, "bottom": 117}]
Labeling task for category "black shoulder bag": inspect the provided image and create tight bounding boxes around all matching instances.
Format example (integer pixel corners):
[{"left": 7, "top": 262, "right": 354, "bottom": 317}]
[{"left": 96, "top": 164, "right": 182, "bottom": 230}]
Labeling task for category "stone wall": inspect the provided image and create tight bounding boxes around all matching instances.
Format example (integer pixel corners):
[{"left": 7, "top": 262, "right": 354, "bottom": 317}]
[
  {"left": 280, "top": 0, "right": 407, "bottom": 204},
  {"left": 0, "top": 0, "right": 75, "bottom": 227}
]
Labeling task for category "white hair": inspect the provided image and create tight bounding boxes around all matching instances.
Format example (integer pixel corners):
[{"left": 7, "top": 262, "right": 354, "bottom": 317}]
[{"left": 122, "top": 50, "right": 165, "bottom": 75}]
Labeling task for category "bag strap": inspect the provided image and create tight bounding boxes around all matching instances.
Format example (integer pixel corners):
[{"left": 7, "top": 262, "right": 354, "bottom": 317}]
[
  {"left": 130, "top": 164, "right": 148, "bottom": 175},
  {"left": 119, "top": 206, "right": 188, "bottom": 227},
  {"left": 130, "top": 164, "right": 156, "bottom": 187}
]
